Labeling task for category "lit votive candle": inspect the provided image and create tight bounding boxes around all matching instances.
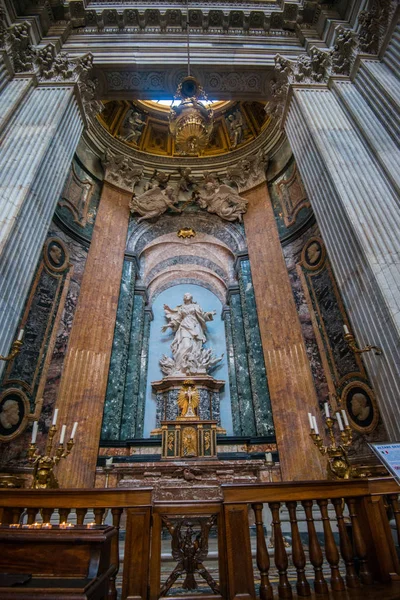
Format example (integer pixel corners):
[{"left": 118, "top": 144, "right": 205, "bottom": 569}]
[
  {"left": 32, "top": 522, "right": 42, "bottom": 529},
  {"left": 9, "top": 523, "right": 20, "bottom": 528},
  {"left": 59, "top": 522, "right": 74, "bottom": 529},
  {"left": 42, "top": 523, "right": 52, "bottom": 529},
  {"left": 86, "top": 522, "right": 96, "bottom": 529}
]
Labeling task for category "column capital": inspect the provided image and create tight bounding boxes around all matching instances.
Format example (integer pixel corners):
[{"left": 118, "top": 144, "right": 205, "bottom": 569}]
[
  {"left": 226, "top": 284, "right": 240, "bottom": 303},
  {"left": 233, "top": 251, "right": 250, "bottom": 274},
  {"left": 102, "top": 150, "right": 143, "bottom": 193}
]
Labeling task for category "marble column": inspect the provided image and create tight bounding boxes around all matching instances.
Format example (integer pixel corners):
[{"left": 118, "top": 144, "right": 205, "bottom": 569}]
[
  {"left": 101, "top": 257, "right": 137, "bottom": 441},
  {"left": 56, "top": 182, "right": 131, "bottom": 488},
  {"left": 235, "top": 255, "right": 274, "bottom": 436},
  {"left": 227, "top": 285, "right": 257, "bottom": 436},
  {"left": 284, "top": 78, "right": 400, "bottom": 441},
  {"left": 0, "top": 81, "right": 84, "bottom": 375},
  {"left": 120, "top": 286, "right": 147, "bottom": 440},
  {"left": 243, "top": 181, "right": 324, "bottom": 480},
  {"left": 222, "top": 306, "right": 241, "bottom": 436},
  {"left": 135, "top": 306, "right": 153, "bottom": 439}
]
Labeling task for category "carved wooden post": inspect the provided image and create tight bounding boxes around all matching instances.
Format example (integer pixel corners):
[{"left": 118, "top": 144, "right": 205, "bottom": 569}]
[
  {"left": 286, "top": 501, "right": 310, "bottom": 596},
  {"left": 269, "top": 502, "right": 292, "bottom": 598},
  {"left": 301, "top": 500, "right": 328, "bottom": 595},
  {"left": 388, "top": 494, "right": 400, "bottom": 548},
  {"left": 252, "top": 503, "right": 273, "bottom": 600},
  {"left": 332, "top": 498, "right": 360, "bottom": 588},
  {"left": 346, "top": 497, "right": 373, "bottom": 585},
  {"left": 224, "top": 504, "right": 256, "bottom": 600},
  {"left": 122, "top": 506, "right": 152, "bottom": 600},
  {"left": 108, "top": 507, "right": 123, "bottom": 600},
  {"left": 317, "top": 499, "right": 344, "bottom": 591}
]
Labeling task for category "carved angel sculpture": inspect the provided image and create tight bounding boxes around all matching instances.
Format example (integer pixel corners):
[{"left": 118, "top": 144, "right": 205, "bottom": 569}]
[
  {"left": 196, "top": 172, "right": 248, "bottom": 222},
  {"left": 226, "top": 109, "right": 244, "bottom": 148},
  {"left": 160, "top": 516, "right": 219, "bottom": 596},
  {"left": 129, "top": 185, "right": 181, "bottom": 222}
]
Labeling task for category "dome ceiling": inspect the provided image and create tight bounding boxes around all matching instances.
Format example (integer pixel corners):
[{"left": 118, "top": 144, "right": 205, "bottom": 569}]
[{"left": 97, "top": 100, "right": 270, "bottom": 157}]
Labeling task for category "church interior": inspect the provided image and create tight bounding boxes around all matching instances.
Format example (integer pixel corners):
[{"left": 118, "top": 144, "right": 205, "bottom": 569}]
[{"left": 0, "top": 0, "right": 400, "bottom": 598}]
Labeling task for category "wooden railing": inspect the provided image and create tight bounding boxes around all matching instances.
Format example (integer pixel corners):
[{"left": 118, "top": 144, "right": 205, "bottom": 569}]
[
  {"left": 0, "top": 488, "right": 152, "bottom": 600},
  {"left": 0, "top": 478, "right": 399, "bottom": 600},
  {"left": 222, "top": 477, "right": 400, "bottom": 599}
]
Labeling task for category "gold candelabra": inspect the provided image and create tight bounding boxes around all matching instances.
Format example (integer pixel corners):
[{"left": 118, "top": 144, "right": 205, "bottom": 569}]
[
  {"left": 0, "top": 329, "right": 24, "bottom": 361},
  {"left": 343, "top": 325, "right": 382, "bottom": 355},
  {"left": 308, "top": 407, "right": 364, "bottom": 480},
  {"left": 28, "top": 414, "right": 78, "bottom": 489}
]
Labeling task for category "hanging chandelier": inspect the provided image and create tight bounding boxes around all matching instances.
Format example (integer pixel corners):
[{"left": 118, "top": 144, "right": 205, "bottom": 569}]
[{"left": 169, "top": 1, "right": 214, "bottom": 156}]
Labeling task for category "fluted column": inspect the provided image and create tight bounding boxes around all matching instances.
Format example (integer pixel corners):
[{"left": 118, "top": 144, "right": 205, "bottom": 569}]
[
  {"left": 56, "top": 182, "right": 131, "bottom": 488},
  {"left": 243, "top": 181, "right": 324, "bottom": 480},
  {"left": 284, "top": 81, "right": 400, "bottom": 440},
  {"left": 0, "top": 82, "right": 84, "bottom": 375}
]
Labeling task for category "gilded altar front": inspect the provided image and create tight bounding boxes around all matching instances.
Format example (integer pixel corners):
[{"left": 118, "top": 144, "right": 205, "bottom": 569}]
[{"left": 161, "top": 421, "right": 217, "bottom": 459}]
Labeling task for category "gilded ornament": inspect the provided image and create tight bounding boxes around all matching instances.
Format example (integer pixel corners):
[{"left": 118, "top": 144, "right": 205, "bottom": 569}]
[
  {"left": 177, "top": 228, "right": 196, "bottom": 239},
  {"left": 177, "top": 381, "right": 199, "bottom": 420}
]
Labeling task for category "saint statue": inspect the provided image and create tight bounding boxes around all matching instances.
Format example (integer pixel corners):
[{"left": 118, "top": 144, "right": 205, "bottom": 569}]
[{"left": 160, "top": 293, "right": 223, "bottom": 376}]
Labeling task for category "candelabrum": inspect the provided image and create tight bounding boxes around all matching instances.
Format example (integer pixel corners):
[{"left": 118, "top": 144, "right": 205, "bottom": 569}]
[
  {"left": 28, "top": 414, "right": 78, "bottom": 489},
  {"left": 343, "top": 325, "right": 382, "bottom": 355},
  {"left": 0, "top": 329, "right": 24, "bottom": 361},
  {"left": 308, "top": 408, "right": 364, "bottom": 480}
]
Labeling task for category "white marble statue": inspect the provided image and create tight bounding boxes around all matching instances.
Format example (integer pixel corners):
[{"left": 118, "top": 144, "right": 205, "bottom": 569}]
[
  {"left": 160, "top": 293, "right": 223, "bottom": 376},
  {"left": 196, "top": 172, "right": 248, "bottom": 222},
  {"left": 129, "top": 185, "right": 181, "bottom": 222}
]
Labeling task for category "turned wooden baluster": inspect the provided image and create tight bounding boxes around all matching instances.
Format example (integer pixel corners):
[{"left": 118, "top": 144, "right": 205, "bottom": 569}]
[
  {"left": 252, "top": 503, "right": 274, "bottom": 600},
  {"left": 346, "top": 498, "right": 373, "bottom": 585},
  {"left": 301, "top": 500, "right": 328, "bottom": 595},
  {"left": 59, "top": 508, "right": 70, "bottom": 525},
  {"left": 332, "top": 498, "right": 360, "bottom": 588},
  {"left": 27, "top": 508, "right": 38, "bottom": 525},
  {"left": 94, "top": 508, "right": 106, "bottom": 525},
  {"left": 269, "top": 502, "right": 292, "bottom": 599},
  {"left": 76, "top": 508, "right": 87, "bottom": 525},
  {"left": 317, "top": 499, "right": 345, "bottom": 591},
  {"left": 388, "top": 494, "right": 400, "bottom": 548},
  {"left": 42, "top": 507, "right": 53, "bottom": 524},
  {"left": 12, "top": 507, "right": 22, "bottom": 524},
  {"left": 108, "top": 508, "right": 123, "bottom": 600},
  {"left": 286, "top": 501, "right": 310, "bottom": 596},
  {"left": 2, "top": 508, "right": 12, "bottom": 524}
]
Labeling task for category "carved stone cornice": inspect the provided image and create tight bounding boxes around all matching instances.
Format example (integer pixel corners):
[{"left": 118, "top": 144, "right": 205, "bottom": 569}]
[
  {"left": 102, "top": 149, "right": 144, "bottom": 192},
  {"left": 226, "top": 149, "right": 269, "bottom": 193}
]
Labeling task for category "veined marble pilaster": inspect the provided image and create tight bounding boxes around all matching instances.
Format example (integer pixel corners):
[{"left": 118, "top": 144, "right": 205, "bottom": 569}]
[
  {"left": 243, "top": 182, "right": 324, "bottom": 480},
  {"left": 227, "top": 285, "right": 256, "bottom": 437},
  {"left": 0, "top": 84, "right": 83, "bottom": 376},
  {"left": 222, "top": 307, "right": 241, "bottom": 436},
  {"left": 101, "top": 258, "right": 137, "bottom": 441},
  {"left": 236, "top": 256, "right": 274, "bottom": 436},
  {"left": 135, "top": 306, "right": 153, "bottom": 439},
  {"left": 56, "top": 182, "right": 130, "bottom": 488},
  {"left": 284, "top": 84, "right": 400, "bottom": 440}
]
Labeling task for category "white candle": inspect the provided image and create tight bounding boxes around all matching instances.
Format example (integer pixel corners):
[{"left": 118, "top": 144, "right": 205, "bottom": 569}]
[
  {"left": 265, "top": 452, "right": 272, "bottom": 463},
  {"left": 341, "top": 409, "right": 349, "bottom": 427},
  {"left": 312, "top": 415, "right": 319, "bottom": 435},
  {"left": 324, "top": 402, "right": 330, "bottom": 418},
  {"left": 336, "top": 412, "right": 344, "bottom": 431},
  {"left": 71, "top": 422, "right": 78, "bottom": 439},
  {"left": 31, "top": 421, "right": 38, "bottom": 443},
  {"left": 52, "top": 408, "right": 58, "bottom": 426},
  {"left": 17, "top": 328, "right": 24, "bottom": 342},
  {"left": 343, "top": 324, "right": 349, "bottom": 335},
  {"left": 59, "top": 424, "right": 66, "bottom": 445},
  {"left": 105, "top": 457, "right": 113, "bottom": 467},
  {"left": 308, "top": 412, "right": 314, "bottom": 429}
]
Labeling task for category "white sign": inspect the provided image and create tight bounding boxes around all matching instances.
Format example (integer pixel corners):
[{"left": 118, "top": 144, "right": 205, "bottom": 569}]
[{"left": 369, "top": 442, "right": 400, "bottom": 485}]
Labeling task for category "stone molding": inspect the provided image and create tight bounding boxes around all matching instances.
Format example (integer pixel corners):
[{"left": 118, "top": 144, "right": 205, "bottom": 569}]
[{"left": 102, "top": 150, "right": 143, "bottom": 192}]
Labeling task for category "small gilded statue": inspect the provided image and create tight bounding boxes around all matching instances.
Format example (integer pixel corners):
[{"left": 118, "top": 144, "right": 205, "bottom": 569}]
[{"left": 177, "top": 381, "right": 199, "bottom": 420}]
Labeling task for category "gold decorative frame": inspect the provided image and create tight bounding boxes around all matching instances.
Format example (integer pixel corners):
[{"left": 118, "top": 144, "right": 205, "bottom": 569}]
[
  {"left": 341, "top": 381, "right": 379, "bottom": 434},
  {"left": 0, "top": 388, "right": 42, "bottom": 443}
]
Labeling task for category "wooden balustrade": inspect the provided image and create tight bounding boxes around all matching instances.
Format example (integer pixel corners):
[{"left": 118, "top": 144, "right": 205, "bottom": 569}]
[
  {"left": 0, "top": 478, "right": 398, "bottom": 600},
  {"left": 0, "top": 488, "right": 152, "bottom": 600}
]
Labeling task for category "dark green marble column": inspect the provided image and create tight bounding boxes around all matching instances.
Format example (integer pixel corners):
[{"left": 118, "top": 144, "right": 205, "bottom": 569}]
[
  {"left": 134, "top": 306, "right": 153, "bottom": 438},
  {"left": 227, "top": 285, "right": 256, "bottom": 436},
  {"left": 235, "top": 254, "right": 274, "bottom": 436},
  {"left": 222, "top": 306, "right": 241, "bottom": 435},
  {"left": 120, "top": 286, "right": 147, "bottom": 439},
  {"left": 101, "top": 257, "right": 137, "bottom": 440}
]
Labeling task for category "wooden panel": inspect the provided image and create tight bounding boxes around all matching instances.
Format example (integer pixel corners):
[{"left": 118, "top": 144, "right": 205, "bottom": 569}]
[
  {"left": 122, "top": 507, "right": 152, "bottom": 600},
  {"left": 0, "top": 488, "right": 152, "bottom": 508},
  {"left": 243, "top": 182, "right": 325, "bottom": 480},
  {"left": 55, "top": 182, "right": 131, "bottom": 488},
  {"left": 224, "top": 504, "right": 255, "bottom": 600}
]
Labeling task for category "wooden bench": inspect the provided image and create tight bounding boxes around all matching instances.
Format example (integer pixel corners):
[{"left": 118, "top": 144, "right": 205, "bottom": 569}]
[{"left": 0, "top": 524, "right": 116, "bottom": 599}]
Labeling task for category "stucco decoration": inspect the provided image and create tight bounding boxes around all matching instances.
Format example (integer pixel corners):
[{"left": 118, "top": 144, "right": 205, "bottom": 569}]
[
  {"left": 226, "top": 149, "right": 268, "bottom": 193},
  {"left": 130, "top": 185, "right": 181, "bottom": 223},
  {"left": 195, "top": 172, "right": 248, "bottom": 222},
  {"left": 160, "top": 293, "right": 223, "bottom": 377},
  {"left": 103, "top": 149, "right": 143, "bottom": 192}
]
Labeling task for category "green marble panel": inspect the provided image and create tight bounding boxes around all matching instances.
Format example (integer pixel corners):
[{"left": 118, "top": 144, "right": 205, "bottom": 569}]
[{"left": 223, "top": 308, "right": 241, "bottom": 435}]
